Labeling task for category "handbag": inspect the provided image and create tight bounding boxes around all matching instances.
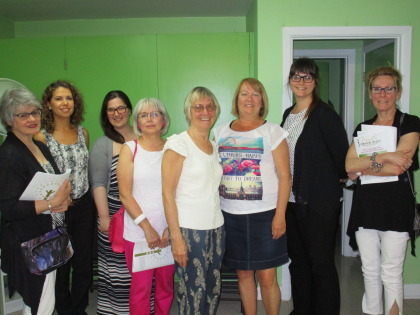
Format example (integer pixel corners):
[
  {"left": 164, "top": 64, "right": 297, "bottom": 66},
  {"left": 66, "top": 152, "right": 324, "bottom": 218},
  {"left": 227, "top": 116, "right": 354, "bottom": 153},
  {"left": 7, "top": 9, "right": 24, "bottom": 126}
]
[
  {"left": 108, "top": 140, "right": 138, "bottom": 253},
  {"left": 108, "top": 206, "right": 125, "bottom": 253},
  {"left": 400, "top": 113, "right": 420, "bottom": 238},
  {"left": 20, "top": 226, "right": 74, "bottom": 275},
  {"left": 406, "top": 171, "right": 420, "bottom": 238}
]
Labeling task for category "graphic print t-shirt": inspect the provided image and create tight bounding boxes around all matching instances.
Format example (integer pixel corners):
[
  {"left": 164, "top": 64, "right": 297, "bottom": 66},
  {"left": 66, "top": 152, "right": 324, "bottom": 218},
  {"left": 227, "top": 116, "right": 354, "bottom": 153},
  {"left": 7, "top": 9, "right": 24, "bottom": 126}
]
[{"left": 214, "top": 122, "right": 288, "bottom": 214}]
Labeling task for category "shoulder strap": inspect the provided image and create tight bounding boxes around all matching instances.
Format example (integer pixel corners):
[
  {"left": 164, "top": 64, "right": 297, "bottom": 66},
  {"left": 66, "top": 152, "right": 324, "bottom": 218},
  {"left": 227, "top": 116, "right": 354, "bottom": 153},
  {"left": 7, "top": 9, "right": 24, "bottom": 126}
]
[{"left": 132, "top": 139, "right": 138, "bottom": 162}]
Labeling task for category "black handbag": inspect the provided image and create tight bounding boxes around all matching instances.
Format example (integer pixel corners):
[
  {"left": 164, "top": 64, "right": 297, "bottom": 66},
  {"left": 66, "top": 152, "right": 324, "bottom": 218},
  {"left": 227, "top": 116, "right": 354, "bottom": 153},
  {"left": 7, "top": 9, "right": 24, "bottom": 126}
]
[{"left": 20, "top": 226, "right": 74, "bottom": 275}]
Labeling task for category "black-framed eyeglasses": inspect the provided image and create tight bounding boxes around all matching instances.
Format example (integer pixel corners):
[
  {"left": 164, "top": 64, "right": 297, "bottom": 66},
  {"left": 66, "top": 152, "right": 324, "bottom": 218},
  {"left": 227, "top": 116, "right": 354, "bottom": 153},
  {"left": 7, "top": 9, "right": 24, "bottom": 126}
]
[
  {"left": 191, "top": 104, "right": 216, "bottom": 113},
  {"left": 14, "top": 109, "right": 41, "bottom": 120},
  {"left": 138, "top": 111, "right": 162, "bottom": 119},
  {"left": 107, "top": 106, "right": 128, "bottom": 114},
  {"left": 371, "top": 86, "right": 397, "bottom": 94},
  {"left": 291, "top": 74, "right": 314, "bottom": 83}
]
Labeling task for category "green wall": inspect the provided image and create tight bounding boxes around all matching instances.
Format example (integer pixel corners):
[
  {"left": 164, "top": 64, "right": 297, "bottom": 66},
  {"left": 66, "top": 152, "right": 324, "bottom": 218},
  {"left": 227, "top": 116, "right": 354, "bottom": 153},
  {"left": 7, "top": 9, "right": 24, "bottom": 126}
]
[
  {"left": 0, "top": 16, "right": 14, "bottom": 38},
  {"left": 14, "top": 17, "right": 246, "bottom": 38},
  {"left": 0, "top": 33, "right": 251, "bottom": 144},
  {"left": 254, "top": 0, "right": 420, "bottom": 285}
]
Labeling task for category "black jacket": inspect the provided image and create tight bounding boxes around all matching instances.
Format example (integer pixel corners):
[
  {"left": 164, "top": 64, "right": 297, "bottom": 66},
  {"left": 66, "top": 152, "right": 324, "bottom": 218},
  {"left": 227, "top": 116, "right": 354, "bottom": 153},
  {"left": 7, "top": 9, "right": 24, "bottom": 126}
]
[
  {"left": 0, "top": 131, "right": 60, "bottom": 314},
  {"left": 281, "top": 102, "right": 349, "bottom": 219}
]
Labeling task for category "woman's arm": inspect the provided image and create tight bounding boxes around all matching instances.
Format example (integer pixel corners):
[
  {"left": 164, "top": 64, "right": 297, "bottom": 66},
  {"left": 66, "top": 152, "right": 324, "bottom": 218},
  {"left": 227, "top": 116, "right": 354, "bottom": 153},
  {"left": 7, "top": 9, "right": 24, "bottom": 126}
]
[
  {"left": 346, "top": 132, "right": 418, "bottom": 177},
  {"left": 272, "top": 140, "right": 291, "bottom": 239},
  {"left": 117, "top": 143, "right": 160, "bottom": 248},
  {"left": 83, "top": 127, "right": 89, "bottom": 148},
  {"left": 90, "top": 137, "right": 112, "bottom": 234},
  {"left": 93, "top": 186, "right": 111, "bottom": 234},
  {"left": 162, "top": 149, "right": 188, "bottom": 267}
]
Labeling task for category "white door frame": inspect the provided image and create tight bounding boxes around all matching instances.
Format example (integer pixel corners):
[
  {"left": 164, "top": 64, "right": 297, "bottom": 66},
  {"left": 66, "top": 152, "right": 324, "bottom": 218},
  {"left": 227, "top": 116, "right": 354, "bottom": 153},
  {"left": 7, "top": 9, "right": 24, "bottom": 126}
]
[
  {"left": 283, "top": 26, "right": 412, "bottom": 113},
  {"left": 362, "top": 39, "right": 396, "bottom": 120},
  {"left": 280, "top": 25, "right": 412, "bottom": 301}
]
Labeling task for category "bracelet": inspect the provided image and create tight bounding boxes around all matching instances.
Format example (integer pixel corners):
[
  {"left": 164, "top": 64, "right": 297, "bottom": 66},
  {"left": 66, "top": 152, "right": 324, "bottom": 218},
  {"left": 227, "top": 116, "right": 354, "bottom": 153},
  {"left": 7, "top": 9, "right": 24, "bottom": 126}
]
[
  {"left": 370, "top": 152, "right": 384, "bottom": 173},
  {"left": 134, "top": 213, "right": 147, "bottom": 225},
  {"left": 47, "top": 200, "right": 52, "bottom": 211}
]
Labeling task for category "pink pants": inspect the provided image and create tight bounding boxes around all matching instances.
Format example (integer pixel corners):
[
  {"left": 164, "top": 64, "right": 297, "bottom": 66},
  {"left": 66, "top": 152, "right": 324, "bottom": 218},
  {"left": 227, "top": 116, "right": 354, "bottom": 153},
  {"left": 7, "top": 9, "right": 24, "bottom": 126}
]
[{"left": 124, "top": 240, "right": 175, "bottom": 315}]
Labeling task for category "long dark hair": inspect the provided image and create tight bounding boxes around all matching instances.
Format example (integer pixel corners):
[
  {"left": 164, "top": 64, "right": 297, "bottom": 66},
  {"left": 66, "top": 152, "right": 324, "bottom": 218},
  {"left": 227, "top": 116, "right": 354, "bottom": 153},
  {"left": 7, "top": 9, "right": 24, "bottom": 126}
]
[
  {"left": 100, "top": 90, "right": 132, "bottom": 144},
  {"left": 288, "top": 57, "right": 321, "bottom": 118}
]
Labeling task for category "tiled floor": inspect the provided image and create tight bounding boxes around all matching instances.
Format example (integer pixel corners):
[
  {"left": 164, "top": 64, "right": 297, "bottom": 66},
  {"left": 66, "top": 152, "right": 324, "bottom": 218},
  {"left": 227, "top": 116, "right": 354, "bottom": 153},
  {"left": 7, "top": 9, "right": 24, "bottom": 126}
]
[{"left": 7, "top": 244, "right": 420, "bottom": 314}]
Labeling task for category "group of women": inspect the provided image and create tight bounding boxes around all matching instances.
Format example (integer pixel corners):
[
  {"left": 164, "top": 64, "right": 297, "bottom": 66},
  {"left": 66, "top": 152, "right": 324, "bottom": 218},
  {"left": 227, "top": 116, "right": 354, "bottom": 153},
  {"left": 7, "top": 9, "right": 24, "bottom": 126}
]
[{"left": 0, "top": 57, "right": 418, "bottom": 315}]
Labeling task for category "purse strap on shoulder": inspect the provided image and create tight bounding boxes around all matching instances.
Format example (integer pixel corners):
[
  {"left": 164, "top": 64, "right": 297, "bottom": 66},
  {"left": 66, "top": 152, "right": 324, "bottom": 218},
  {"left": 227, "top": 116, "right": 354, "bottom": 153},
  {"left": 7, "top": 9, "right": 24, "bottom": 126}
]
[{"left": 133, "top": 139, "right": 138, "bottom": 162}]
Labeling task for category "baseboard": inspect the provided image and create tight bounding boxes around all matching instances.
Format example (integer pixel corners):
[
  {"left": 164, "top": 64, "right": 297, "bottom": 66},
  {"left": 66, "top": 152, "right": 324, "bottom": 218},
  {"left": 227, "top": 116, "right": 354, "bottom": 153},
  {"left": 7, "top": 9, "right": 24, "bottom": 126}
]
[{"left": 404, "top": 284, "right": 420, "bottom": 299}]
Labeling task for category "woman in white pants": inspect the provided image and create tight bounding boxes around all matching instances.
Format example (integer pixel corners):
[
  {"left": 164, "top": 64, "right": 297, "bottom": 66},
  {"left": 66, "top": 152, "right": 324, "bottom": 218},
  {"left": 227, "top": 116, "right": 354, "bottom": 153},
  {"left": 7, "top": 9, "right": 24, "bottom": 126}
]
[{"left": 346, "top": 66, "right": 420, "bottom": 315}]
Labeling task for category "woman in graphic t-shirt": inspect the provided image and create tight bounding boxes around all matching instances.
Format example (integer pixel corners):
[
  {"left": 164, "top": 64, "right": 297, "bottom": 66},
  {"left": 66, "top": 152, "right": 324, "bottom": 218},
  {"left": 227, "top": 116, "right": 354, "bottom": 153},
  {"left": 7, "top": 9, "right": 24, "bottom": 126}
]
[{"left": 214, "top": 78, "right": 291, "bottom": 315}]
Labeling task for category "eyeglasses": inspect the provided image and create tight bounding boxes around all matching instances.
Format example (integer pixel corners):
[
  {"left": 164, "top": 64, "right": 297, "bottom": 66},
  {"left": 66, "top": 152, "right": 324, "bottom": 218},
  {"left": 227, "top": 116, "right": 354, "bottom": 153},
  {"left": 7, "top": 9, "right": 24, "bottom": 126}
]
[
  {"left": 291, "top": 74, "right": 314, "bottom": 83},
  {"left": 107, "top": 106, "right": 128, "bottom": 114},
  {"left": 191, "top": 104, "right": 216, "bottom": 113},
  {"left": 371, "top": 86, "right": 397, "bottom": 94},
  {"left": 14, "top": 109, "right": 41, "bottom": 120},
  {"left": 138, "top": 111, "right": 161, "bottom": 119}
]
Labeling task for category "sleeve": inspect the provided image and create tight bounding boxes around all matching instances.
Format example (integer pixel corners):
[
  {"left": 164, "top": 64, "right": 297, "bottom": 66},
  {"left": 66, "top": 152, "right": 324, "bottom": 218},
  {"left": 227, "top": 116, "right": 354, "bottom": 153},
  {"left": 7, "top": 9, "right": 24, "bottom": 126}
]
[
  {"left": 268, "top": 123, "right": 289, "bottom": 150},
  {"left": 0, "top": 151, "right": 37, "bottom": 221},
  {"left": 89, "top": 136, "right": 111, "bottom": 190},
  {"left": 319, "top": 106, "right": 349, "bottom": 179},
  {"left": 163, "top": 134, "right": 188, "bottom": 157},
  {"left": 401, "top": 113, "right": 420, "bottom": 136}
]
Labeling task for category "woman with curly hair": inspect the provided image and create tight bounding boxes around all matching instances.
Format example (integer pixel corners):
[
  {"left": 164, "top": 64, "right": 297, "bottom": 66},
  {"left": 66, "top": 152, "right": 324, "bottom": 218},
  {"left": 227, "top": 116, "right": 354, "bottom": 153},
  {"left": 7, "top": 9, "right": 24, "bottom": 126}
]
[{"left": 35, "top": 80, "right": 94, "bottom": 315}]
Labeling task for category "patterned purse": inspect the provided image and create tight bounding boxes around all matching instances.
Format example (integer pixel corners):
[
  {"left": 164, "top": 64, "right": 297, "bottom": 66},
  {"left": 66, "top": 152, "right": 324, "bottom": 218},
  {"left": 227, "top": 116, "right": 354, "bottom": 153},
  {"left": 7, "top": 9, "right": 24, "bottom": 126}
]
[{"left": 20, "top": 226, "right": 74, "bottom": 275}]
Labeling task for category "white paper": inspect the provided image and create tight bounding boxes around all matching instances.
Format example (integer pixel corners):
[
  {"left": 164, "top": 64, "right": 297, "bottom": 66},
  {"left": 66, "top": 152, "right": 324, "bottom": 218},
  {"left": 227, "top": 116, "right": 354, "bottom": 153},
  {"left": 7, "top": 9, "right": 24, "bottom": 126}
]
[
  {"left": 353, "top": 125, "right": 398, "bottom": 185},
  {"left": 132, "top": 240, "right": 174, "bottom": 273},
  {"left": 19, "top": 169, "right": 71, "bottom": 201}
]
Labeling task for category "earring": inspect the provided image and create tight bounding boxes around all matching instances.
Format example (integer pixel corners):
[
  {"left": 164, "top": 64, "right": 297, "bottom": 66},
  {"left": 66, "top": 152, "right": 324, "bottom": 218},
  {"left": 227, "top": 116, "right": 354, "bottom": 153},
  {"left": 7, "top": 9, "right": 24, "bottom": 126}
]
[
  {"left": 137, "top": 126, "right": 141, "bottom": 132},
  {"left": 162, "top": 122, "right": 166, "bottom": 128}
]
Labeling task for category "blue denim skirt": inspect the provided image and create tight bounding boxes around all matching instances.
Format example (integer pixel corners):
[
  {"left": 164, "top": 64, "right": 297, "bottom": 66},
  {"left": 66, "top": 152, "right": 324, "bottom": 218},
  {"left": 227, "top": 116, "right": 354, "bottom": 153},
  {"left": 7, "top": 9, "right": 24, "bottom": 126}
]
[{"left": 222, "top": 209, "right": 289, "bottom": 270}]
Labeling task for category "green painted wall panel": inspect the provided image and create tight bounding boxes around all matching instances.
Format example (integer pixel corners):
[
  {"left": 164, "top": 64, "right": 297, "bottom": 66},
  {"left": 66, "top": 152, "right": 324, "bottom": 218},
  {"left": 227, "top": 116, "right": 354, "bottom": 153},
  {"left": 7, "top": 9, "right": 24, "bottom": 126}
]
[
  {"left": 0, "top": 16, "right": 14, "bottom": 38},
  {"left": 15, "top": 17, "right": 246, "bottom": 38},
  {"left": 156, "top": 33, "right": 251, "bottom": 137},
  {"left": 0, "top": 38, "right": 66, "bottom": 96},
  {"left": 64, "top": 35, "right": 159, "bottom": 144}
]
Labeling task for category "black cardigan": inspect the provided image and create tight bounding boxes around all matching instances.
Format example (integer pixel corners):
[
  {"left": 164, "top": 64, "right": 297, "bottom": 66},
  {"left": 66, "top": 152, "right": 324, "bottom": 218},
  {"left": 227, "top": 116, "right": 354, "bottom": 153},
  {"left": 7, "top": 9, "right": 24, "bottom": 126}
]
[
  {"left": 0, "top": 132, "right": 61, "bottom": 315},
  {"left": 281, "top": 102, "right": 349, "bottom": 219}
]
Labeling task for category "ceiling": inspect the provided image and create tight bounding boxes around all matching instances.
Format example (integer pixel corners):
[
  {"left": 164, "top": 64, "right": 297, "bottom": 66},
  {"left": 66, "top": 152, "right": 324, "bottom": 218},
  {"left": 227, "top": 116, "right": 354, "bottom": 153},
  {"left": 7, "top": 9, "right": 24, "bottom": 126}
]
[{"left": 0, "top": 0, "right": 253, "bottom": 22}]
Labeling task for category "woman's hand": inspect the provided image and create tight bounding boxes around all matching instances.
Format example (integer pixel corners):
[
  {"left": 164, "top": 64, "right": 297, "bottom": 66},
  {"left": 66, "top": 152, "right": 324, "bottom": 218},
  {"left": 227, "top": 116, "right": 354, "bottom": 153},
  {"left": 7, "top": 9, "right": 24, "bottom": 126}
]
[
  {"left": 142, "top": 222, "right": 161, "bottom": 249},
  {"left": 347, "top": 172, "right": 360, "bottom": 181},
  {"left": 99, "top": 217, "right": 111, "bottom": 235},
  {"left": 379, "top": 150, "right": 412, "bottom": 169},
  {"left": 159, "top": 228, "right": 170, "bottom": 248},
  {"left": 50, "top": 179, "right": 71, "bottom": 213},
  {"left": 171, "top": 236, "right": 188, "bottom": 268},
  {"left": 272, "top": 212, "right": 286, "bottom": 240}
]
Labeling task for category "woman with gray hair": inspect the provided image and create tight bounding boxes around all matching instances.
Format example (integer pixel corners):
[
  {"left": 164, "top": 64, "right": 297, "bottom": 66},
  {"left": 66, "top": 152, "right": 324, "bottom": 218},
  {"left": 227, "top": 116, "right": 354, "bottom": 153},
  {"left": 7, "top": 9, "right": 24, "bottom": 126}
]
[
  {"left": 162, "top": 87, "right": 225, "bottom": 314},
  {"left": 117, "top": 97, "right": 174, "bottom": 314},
  {"left": 0, "top": 88, "right": 70, "bottom": 314}
]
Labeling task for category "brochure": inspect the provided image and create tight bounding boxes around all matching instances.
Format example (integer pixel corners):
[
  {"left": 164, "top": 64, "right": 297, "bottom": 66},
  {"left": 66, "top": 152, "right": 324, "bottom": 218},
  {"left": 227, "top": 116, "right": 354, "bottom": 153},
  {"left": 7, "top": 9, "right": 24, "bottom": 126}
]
[
  {"left": 19, "top": 169, "right": 71, "bottom": 202},
  {"left": 132, "top": 240, "right": 174, "bottom": 273},
  {"left": 353, "top": 125, "right": 398, "bottom": 185}
]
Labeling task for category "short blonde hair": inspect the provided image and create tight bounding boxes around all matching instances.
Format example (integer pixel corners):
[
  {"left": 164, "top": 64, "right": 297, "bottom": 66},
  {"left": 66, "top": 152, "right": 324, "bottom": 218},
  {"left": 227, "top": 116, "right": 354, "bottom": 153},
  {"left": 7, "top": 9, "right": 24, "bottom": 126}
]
[
  {"left": 366, "top": 66, "right": 402, "bottom": 92},
  {"left": 183, "top": 87, "right": 220, "bottom": 125},
  {"left": 132, "top": 98, "right": 170, "bottom": 136},
  {"left": 232, "top": 78, "right": 268, "bottom": 119}
]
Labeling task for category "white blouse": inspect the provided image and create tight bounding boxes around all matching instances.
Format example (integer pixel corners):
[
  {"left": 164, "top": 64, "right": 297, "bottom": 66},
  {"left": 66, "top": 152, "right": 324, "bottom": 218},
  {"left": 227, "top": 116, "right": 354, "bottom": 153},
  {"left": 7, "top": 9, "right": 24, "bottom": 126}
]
[{"left": 164, "top": 131, "right": 224, "bottom": 230}]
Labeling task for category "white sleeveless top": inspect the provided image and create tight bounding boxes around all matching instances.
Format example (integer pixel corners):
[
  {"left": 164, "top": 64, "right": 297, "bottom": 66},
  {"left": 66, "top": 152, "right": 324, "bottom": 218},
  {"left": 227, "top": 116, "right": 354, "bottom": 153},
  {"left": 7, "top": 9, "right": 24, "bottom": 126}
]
[{"left": 123, "top": 140, "right": 168, "bottom": 242}]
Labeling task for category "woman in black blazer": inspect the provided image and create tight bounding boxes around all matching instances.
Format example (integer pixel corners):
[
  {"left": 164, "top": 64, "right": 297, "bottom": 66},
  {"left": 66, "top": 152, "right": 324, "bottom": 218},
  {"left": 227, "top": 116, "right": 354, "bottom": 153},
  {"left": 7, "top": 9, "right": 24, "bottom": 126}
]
[
  {"left": 281, "top": 58, "right": 349, "bottom": 315},
  {"left": 0, "top": 88, "right": 70, "bottom": 315}
]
